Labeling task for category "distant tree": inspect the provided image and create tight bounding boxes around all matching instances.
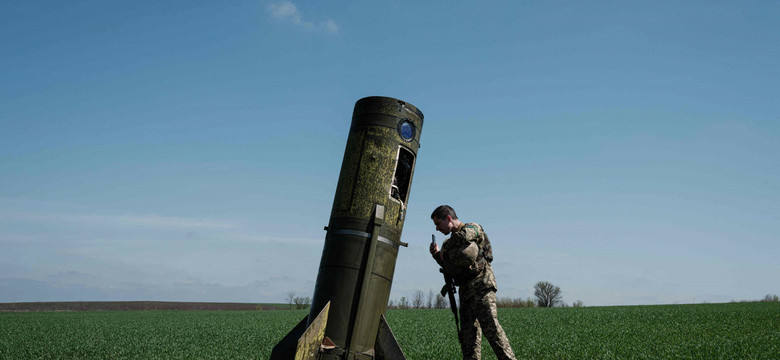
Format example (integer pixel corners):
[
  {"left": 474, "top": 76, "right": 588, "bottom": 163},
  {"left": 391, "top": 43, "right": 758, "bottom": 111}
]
[
  {"left": 524, "top": 297, "right": 535, "bottom": 308},
  {"left": 398, "top": 297, "right": 409, "bottom": 309},
  {"left": 762, "top": 294, "right": 779, "bottom": 302},
  {"left": 496, "top": 296, "right": 538, "bottom": 308},
  {"left": 427, "top": 289, "right": 435, "bottom": 309},
  {"left": 435, "top": 293, "right": 447, "bottom": 309},
  {"left": 412, "top": 290, "right": 425, "bottom": 309},
  {"left": 287, "top": 291, "right": 296, "bottom": 310},
  {"left": 572, "top": 300, "right": 584, "bottom": 308},
  {"left": 293, "top": 296, "right": 311, "bottom": 309},
  {"left": 387, "top": 299, "right": 395, "bottom": 309},
  {"left": 496, "top": 297, "right": 513, "bottom": 308},
  {"left": 534, "top": 281, "right": 563, "bottom": 308}
]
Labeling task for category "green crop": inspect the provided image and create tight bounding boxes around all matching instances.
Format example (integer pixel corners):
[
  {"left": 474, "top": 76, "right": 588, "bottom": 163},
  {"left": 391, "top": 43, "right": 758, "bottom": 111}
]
[
  {"left": 0, "top": 310, "right": 307, "bottom": 359},
  {"left": 1, "top": 302, "right": 778, "bottom": 359},
  {"left": 386, "top": 302, "right": 780, "bottom": 359}
]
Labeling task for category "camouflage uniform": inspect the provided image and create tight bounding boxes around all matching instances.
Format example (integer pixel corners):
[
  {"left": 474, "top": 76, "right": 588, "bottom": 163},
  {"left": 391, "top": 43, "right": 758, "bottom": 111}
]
[{"left": 440, "top": 223, "right": 517, "bottom": 360}]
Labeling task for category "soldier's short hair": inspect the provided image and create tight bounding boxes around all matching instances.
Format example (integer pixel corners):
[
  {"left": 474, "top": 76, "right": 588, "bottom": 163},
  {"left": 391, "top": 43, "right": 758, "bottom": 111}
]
[{"left": 431, "top": 205, "right": 458, "bottom": 220}]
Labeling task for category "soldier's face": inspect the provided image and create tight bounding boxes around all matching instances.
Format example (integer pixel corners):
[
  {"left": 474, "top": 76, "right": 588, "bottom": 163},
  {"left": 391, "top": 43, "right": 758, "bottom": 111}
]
[{"left": 433, "top": 216, "right": 453, "bottom": 235}]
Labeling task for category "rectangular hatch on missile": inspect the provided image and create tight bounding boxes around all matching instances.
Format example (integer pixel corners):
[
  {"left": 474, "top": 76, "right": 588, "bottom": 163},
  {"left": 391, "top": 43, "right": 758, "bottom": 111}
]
[{"left": 390, "top": 146, "right": 414, "bottom": 205}]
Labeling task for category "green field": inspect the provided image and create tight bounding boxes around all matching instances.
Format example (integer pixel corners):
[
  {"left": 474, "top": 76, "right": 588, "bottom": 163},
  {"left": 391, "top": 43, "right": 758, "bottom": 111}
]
[{"left": 1, "top": 302, "right": 778, "bottom": 359}]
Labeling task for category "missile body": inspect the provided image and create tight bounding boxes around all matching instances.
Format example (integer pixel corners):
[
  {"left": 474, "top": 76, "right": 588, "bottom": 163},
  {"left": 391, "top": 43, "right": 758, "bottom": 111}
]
[{"left": 271, "top": 96, "right": 423, "bottom": 360}]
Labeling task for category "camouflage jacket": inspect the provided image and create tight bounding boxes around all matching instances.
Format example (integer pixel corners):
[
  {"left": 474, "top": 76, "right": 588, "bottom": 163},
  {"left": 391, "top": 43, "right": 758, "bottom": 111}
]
[{"left": 440, "top": 222, "right": 497, "bottom": 301}]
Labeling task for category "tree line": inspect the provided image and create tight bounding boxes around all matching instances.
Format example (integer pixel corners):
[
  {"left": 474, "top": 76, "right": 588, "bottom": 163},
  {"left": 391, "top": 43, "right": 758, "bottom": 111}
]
[
  {"left": 285, "top": 286, "right": 780, "bottom": 311},
  {"left": 387, "top": 281, "right": 583, "bottom": 309},
  {"left": 282, "top": 281, "right": 575, "bottom": 311},
  {"left": 285, "top": 291, "right": 312, "bottom": 310}
]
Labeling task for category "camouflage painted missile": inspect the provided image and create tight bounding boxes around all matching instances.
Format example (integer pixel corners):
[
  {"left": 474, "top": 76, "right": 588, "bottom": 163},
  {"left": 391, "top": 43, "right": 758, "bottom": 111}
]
[{"left": 271, "top": 96, "right": 423, "bottom": 360}]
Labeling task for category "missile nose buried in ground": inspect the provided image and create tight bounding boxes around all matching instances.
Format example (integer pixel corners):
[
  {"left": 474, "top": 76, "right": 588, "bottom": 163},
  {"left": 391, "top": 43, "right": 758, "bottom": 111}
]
[{"left": 270, "top": 96, "right": 424, "bottom": 360}]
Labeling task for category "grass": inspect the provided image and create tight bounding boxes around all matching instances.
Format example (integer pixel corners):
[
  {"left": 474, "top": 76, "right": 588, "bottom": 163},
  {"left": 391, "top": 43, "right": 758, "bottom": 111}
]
[
  {"left": 1, "top": 302, "right": 778, "bottom": 359},
  {"left": 0, "top": 310, "right": 304, "bottom": 359}
]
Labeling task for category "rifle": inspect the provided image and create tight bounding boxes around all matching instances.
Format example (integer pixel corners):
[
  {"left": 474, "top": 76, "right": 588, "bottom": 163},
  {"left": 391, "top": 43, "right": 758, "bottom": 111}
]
[{"left": 433, "top": 234, "right": 460, "bottom": 336}]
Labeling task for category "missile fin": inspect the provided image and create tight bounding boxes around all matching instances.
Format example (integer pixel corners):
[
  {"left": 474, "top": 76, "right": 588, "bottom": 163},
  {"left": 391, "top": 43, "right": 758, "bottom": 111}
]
[
  {"left": 295, "top": 302, "right": 331, "bottom": 360},
  {"left": 374, "top": 314, "right": 407, "bottom": 360}
]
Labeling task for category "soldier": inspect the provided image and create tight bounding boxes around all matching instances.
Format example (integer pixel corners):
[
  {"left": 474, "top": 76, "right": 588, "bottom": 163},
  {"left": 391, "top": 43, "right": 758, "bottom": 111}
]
[{"left": 429, "top": 205, "right": 517, "bottom": 360}]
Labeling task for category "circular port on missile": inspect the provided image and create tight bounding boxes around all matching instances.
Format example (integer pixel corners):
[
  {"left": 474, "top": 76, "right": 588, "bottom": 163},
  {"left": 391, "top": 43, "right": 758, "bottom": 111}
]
[{"left": 398, "top": 120, "right": 414, "bottom": 141}]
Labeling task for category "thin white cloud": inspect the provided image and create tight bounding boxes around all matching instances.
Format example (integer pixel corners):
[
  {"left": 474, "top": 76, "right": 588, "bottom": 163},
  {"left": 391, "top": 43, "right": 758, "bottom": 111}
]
[
  {"left": 268, "top": 1, "right": 303, "bottom": 23},
  {"left": 267, "top": 1, "right": 339, "bottom": 34},
  {"left": 1, "top": 211, "right": 236, "bottom": 230},
  {"left": 322, "top": 19, "right": 339, "bottom": 34}
]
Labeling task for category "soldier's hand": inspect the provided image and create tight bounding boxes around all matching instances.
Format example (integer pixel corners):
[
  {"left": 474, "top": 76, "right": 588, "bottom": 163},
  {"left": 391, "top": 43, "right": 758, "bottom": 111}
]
[{"left": 429, "top": 242, "right": 439, "bottom": 255}]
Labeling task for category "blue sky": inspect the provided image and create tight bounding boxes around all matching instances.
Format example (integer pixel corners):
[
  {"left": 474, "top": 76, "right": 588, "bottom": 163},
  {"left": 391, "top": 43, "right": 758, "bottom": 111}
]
[{"left": 2, "top": 1, "right": 778, "bottom": 306}]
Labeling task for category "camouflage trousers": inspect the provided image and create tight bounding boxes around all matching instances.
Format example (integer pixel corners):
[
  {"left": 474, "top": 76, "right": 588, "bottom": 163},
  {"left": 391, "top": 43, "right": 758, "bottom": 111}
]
[{"left": 459, "top": 291, "right": 516, "bottom": 360}]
